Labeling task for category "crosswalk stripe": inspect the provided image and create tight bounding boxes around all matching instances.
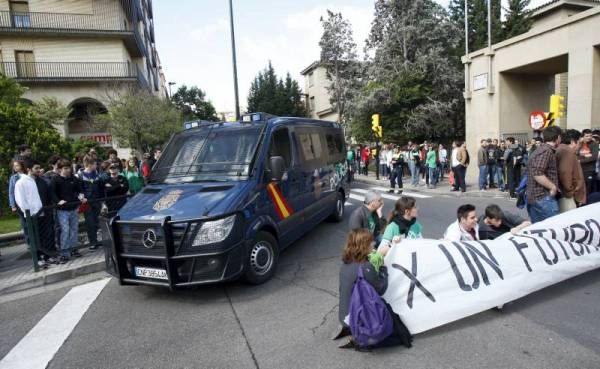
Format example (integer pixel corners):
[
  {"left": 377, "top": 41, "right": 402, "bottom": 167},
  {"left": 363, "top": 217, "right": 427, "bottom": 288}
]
[
  {"left": 348, "top": 193, "right": 364, "bottom": 202},
  {"left": 352, "top": 187, "right": 431, "bottom": 200},
  {"left": 368, "top": 186, "right": 432, "bottom": 199},
  {"left": 0, "top": 278, "right": 111, "bottom": 369}
]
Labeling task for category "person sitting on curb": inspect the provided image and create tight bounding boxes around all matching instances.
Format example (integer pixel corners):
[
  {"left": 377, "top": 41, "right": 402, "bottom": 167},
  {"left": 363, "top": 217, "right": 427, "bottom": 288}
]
[
  {"left": 377, "top": 196, "right": 422, "bottom": 257},
  {"left": 348, "top": 190, "right": 386, "bottom": 244},
  {"left": 478, "top": 204, "right": 531, "bottom": 240},
  {"left": 444, "top": 204, "right": 479, "bottom": 241}
]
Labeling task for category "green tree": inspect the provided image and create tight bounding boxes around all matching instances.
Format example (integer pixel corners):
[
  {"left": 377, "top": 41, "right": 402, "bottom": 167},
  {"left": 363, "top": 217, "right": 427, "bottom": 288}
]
[
  {"left": 171, "top": 85, "right": 218, "bottom": 122},
  {"left": 349, "top": 0, "right": 463, "bottom": 142},
  {"left": 246, "top": 62, "right": 307, "bottom": 117},
  {"left": 503, "top": 0, "right": 533, "bottom": 39},
  {"left": 449, "top": 0, "right": 502, "bottom": 52},
  {"left": 31, "top": 96, "right": 72, "bottom": 132},
  {"left": 319, "top": 10, "right": 363, "bottom": 125},
  {"left": 103, "top": 91, "right": 182, "bottom": 157},
  {"left": 0, "top": 76, "right": 71, "bottom": 214}
]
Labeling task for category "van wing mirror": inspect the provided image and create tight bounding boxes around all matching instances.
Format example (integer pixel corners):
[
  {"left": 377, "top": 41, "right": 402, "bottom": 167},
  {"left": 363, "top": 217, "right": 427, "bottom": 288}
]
[{"left": 269, "top": 156, "right": 285, "bottom": 181}]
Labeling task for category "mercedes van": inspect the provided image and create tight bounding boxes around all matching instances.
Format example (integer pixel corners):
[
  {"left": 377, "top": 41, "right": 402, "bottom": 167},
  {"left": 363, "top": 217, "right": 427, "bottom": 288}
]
[{"left": 105, "top": 113, "right": 349, "bottom": 288}]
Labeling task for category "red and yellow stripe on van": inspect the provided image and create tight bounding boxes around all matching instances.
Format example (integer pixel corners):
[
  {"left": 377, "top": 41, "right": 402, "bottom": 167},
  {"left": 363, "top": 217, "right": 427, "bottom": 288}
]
[{"left": 266, "top": 182, "right": 294, "bottom": 220}]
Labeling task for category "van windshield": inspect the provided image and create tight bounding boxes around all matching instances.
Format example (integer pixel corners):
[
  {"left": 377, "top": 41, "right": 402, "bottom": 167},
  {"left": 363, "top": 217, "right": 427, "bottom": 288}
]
[{"left": 150, "top": 127, "right": 262, "bottom": 183}]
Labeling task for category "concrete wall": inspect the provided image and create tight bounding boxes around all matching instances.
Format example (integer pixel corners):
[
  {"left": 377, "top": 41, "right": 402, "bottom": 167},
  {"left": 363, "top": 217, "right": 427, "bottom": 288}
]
[{"left": 464, "top": 6, "right": 600, "bottom": 181}]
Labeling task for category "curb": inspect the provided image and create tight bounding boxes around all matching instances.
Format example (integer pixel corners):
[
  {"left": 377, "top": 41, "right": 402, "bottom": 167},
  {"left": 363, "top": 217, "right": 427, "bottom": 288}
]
[
  {"left": 352, "top": 177, "right": 510, "bottom": 199},
  {"left": 0, "top": 259, "right": 106, "bottom": 296}
]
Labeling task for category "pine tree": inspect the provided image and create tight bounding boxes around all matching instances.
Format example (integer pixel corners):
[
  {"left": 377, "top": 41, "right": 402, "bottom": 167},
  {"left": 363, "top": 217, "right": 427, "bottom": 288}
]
[
  {"left": 246, "top": 62, "right": 307, "bottom": 117},
  {"left": 503, "top": 0, "right": 533, "bottom": 39},
  {"left": 449, "top": 0, "right": 502, "bottom": 52}
]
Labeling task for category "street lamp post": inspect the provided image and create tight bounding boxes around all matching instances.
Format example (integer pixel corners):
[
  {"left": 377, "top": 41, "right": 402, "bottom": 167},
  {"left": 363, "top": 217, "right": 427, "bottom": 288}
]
[{"left": 228, "top": 0, "right": 240, "bottom": 120}]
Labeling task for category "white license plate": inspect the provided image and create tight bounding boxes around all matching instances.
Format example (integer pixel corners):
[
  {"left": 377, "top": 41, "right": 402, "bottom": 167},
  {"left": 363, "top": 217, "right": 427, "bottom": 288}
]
[{"left": 134, "top": 266, "right": 168, "bottom": 280}]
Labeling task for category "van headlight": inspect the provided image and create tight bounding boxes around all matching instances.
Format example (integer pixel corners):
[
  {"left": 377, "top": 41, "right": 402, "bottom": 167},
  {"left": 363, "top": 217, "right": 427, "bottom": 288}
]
[{"left": 191, "top": 214, "right": 236, "bottom": 247}]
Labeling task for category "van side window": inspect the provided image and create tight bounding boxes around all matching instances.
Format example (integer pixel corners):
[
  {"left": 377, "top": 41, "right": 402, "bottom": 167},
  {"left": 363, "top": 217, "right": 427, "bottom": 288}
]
[
  {"left": 297, "top": 129, "right": 326, "bottom": 169},
  {"left": 268, "top": 128, "right": 292, "bottom": 169},
  {"left": 325, "top": 132, "right": 345, "bottom": 161}
]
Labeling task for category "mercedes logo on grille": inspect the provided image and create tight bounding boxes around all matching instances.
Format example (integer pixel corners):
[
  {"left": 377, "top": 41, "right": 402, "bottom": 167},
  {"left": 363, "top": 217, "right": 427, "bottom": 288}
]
[{"left": 142, "top": 229, "right": 158, "bottom": 249}]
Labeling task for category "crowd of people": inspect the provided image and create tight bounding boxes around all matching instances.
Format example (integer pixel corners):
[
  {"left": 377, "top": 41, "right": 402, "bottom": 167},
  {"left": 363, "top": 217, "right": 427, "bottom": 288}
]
[
  {"left": 5, "top": 144, "right": 162, "bottom": 267},
  {"left": 346, "top": 128, "right": 600, "bottom": 209}
]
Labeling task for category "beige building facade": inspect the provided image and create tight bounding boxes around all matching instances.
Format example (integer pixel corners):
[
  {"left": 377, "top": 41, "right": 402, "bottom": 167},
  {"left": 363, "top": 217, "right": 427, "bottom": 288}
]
[
  {"left": 0, "top": 0, "right": 168, "bottom": 155},
  {"left": 463, "top": 0, "right": 600, "bottom": 180},
  {"left": 300, "top": 61, "right": 339, "bottom": 122}
]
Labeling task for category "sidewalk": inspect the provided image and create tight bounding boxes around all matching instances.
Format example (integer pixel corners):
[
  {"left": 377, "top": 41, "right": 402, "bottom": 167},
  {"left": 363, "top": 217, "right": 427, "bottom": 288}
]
[
  {"left": 353, "top": 172, "right": 510, "bottom": 199},
  {"left": 0, "top": 241, "right": 106, "bottom": 296}
]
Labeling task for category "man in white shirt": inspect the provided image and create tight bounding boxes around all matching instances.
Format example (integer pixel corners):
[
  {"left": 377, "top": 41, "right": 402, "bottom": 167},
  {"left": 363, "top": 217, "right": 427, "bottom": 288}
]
[
  {"left": 439, "top": 144, "right": 448, "bottom": 180},
  {"left": 15, "top": 161, "right": 48, "bottom": 268},
  {"left": 444, "top": 204, "right": 479, "bottom": 241}
]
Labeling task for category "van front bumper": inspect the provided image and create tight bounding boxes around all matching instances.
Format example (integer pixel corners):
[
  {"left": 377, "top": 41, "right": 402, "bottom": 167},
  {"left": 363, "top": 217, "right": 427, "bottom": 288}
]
[{"left": 105, "top": 215, "right": 246, "bottom": 289}]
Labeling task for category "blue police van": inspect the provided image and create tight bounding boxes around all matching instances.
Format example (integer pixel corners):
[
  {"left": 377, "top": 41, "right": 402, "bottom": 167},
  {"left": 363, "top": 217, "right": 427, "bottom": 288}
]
[{"left": 105, "top": 113, "right": 349, "bottom": 288}]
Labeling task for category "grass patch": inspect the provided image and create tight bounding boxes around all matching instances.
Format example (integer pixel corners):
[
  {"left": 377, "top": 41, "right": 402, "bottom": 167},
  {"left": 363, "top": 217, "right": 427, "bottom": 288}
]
[{"left": 0, "top": 215, "right": 21, "bottom": 234}]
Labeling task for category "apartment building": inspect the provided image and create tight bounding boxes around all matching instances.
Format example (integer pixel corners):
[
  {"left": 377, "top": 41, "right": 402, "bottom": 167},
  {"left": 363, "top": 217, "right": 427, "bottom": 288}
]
[
  {"left": 300, "top": 61, "right": 338, "bottom": 122},
  {"left": 0, "top": 0, "right": 168, "bottom": 152}
]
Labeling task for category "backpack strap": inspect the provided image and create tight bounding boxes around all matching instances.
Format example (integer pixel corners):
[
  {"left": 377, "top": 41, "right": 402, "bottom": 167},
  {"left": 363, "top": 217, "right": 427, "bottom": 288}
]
[{"left": 356, "top": 264, "right": 365, "bottom": 280}]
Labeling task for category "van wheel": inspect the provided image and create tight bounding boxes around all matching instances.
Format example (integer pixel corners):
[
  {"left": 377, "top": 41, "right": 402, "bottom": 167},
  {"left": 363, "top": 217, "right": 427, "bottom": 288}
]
[
  {"left": 244, "top": 231, "right": 279, "bottom": 285},
  {"left": 328, "top": 192, "right": 345, "bottom": 222}
]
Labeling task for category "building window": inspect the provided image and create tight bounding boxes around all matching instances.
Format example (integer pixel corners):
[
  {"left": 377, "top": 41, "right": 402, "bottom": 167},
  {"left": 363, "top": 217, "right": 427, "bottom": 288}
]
[
  {"left": 9, "top": 1, "right": 31, "bottom": 28},
  {"left": 309, "top": 96, "right": 315, "bottom": 112},
  {"left": 308, "top": 72, "right": 314, "bottom": 87},
  {"left": 14, "top": 50, "right": 35, "bottom": 77}
]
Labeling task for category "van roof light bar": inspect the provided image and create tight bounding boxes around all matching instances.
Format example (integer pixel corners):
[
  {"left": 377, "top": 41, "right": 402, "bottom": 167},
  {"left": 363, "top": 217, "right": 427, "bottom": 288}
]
[
  {"left": 240, "top": 112, "right": 278, "bottom": 124},
  {"left": 183, "top": 120, "right": 221, "bottom": 130}
]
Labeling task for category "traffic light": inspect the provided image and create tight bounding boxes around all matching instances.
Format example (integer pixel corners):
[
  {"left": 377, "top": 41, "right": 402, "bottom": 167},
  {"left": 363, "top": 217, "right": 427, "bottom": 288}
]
[
  {"left": 549, "top": 94, "right": 566, "bottom": 118},
  {"left": 371, "top": 113, "right": 382, "bottom": 138}
]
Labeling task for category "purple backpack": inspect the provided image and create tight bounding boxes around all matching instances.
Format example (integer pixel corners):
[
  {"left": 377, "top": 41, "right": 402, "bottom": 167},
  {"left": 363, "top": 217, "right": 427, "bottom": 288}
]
[{"left": 348, "top": 266, "right": 394, "bottom": 347}]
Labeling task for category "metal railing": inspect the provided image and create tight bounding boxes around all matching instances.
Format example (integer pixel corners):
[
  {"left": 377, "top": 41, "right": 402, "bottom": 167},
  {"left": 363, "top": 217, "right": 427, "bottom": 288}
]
[
  {"left": 0, "top": 10, "right": 126, "bottom": 32},
  {"left": 2, "top": 62, "right": 140, "bottom": 81}
]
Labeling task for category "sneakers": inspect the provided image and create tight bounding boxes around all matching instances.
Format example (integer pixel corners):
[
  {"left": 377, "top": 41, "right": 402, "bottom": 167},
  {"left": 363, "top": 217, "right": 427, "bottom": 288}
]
[
  {"left": 58, "top": 256, "right": 70, "bottom": 264},
  {"left": 396, "top": 189, "right": 403, "bottom": 194},
  {"left": 388, "top": 189, "right": 395, "bottom": 193},
  {"left": 71, "top": 249, "right": 82, "bottom": 258},
  {"left": 37, "top": 260, "right": 49, "bottom": 269}
]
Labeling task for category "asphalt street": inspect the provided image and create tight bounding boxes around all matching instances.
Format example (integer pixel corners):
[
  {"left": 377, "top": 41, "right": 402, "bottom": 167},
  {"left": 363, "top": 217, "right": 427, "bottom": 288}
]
[{"left": 1, "top": 181, "right": 600, "bottom": 369}]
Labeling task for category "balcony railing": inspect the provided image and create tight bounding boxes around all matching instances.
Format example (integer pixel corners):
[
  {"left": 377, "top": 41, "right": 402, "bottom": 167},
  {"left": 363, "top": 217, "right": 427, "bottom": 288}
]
[
  {"left": 0, "top": 10, "right": 149, "bottom": 58},
  {"left": 1, "top": 62, "right": 142, "bottom": 83},
  {"left": 0, "top": 10, "right": 126, "bottom": 32}
]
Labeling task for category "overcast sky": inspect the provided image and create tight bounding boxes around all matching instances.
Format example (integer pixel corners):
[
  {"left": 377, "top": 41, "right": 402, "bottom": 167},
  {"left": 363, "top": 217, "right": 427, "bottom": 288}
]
[{"left": 154, "top": 0, "right": 549, "bottom": 113}]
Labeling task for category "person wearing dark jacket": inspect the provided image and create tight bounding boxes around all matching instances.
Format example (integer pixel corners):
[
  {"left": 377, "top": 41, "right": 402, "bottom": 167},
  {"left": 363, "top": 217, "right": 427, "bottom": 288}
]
[
  {"left": 104, "top": 164, "right": 129, "bottom": 212},
  {"left": 348, "top": 190, "right": 385, "bottom": 243},
  {"left": 478, "top": 204, "right": 531, "bottom": 240},
  {"left": 77, "top": 156, "right": 104, "bottom": 251},
  {"left": 337, "top": 229, "right": 412, "bottom": 350},
  {"left": 34, "top": 168, "right": 57, "bottom": 257},
  {"left": 54, "top": 160, "right": 85, "bottom": 263}
]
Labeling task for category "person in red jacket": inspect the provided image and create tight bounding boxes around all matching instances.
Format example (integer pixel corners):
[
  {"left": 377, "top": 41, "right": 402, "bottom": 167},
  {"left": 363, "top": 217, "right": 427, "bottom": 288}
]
[{"left": 361, "top": 146, "right": 370, "bottom": 176}]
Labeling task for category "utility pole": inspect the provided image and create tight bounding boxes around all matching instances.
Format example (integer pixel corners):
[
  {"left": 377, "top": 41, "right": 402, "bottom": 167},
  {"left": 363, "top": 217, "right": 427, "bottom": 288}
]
[
  {"left": 487, "top": 0, "right": 491, "bottom": 48},
  {"left": 228, "top": 0, "right": 240, "bottom": 120},
  {"left": 464, "top": 0, "right": 469, "bottom": 55}
]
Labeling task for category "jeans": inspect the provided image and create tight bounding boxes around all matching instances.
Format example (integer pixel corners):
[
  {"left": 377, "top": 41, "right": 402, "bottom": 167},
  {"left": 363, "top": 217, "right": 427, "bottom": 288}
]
[
  {"left": 487, "top": 164, "right": 495, "bottom": 187},
  {"left": 478, "top": 165, "right": 489, "bottom": 190},
  {"left": 409, "top": 161, "right": 419, "bottom": 186},
  {"left": 495, "top": 164, "right": 505, "bottom": 190},
  {"left": 527, "top": 195, "right": 559, "bottom": 223},
  {"left": 428, "top": 167, "right": 438, "bottom": 187},
  {"left": 57, "top": 209, "right": 79, "bottom": 258},
  {"left": 83, "top": 202, "right": 101, "bottom": 245},
  {"left": 390, "top": 166, "right": 403, "bottom": 191},
  {"left": 453, "top": 165, "right": 467, "bottom": 192}
]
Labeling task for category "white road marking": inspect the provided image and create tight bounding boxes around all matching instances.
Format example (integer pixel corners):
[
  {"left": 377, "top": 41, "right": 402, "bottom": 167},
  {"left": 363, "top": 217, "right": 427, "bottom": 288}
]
[
  {"left": 0, "top": 278, "right": 111, "bottom": 369},
  {"left": 368, "top": 186, "right": 432, "bottom": 198},
  {"left": 352, "top": 187, "right": 431, "bottom": 200},
  {"left": 348, "top": 193, "right": 364, "bottom": 202}
]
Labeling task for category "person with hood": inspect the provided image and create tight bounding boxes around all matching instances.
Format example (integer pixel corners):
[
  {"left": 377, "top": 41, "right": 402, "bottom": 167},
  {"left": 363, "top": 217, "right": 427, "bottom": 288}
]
[{"left": 377, "top": 196, "right": 422, "bottom": 256}]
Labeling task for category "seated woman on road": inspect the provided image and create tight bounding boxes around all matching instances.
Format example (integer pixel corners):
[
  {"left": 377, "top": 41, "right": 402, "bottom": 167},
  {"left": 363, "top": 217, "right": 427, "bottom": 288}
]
[
  {"left": 337, "top": 229, "right": 412, "bottom": 350},
  {"left": 377, "top": 196, "right": 422, "bottom": 256}
]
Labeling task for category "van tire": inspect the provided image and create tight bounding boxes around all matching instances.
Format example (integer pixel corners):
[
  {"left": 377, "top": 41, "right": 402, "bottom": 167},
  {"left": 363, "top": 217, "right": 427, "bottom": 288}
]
[
  {"left": 328, "top": 192, "right": 345, "bottom": 222},
  {"left": 243, "top": 231, "right": 279, "bottom": 285}
]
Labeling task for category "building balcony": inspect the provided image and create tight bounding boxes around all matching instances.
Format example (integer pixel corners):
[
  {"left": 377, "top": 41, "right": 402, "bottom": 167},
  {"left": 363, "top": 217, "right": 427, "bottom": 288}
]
[
  {"left": 1, "top": 62, "right": 148, "bottom": 88},
  {"left": 0, "top": 11, "right": 147, "bottom": 58}
]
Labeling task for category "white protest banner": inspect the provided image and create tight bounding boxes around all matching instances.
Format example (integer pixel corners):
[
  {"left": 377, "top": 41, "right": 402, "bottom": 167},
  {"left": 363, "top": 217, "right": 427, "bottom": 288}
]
[{"left": 383, "top": 203, "right": 600, "bottom": 334}]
